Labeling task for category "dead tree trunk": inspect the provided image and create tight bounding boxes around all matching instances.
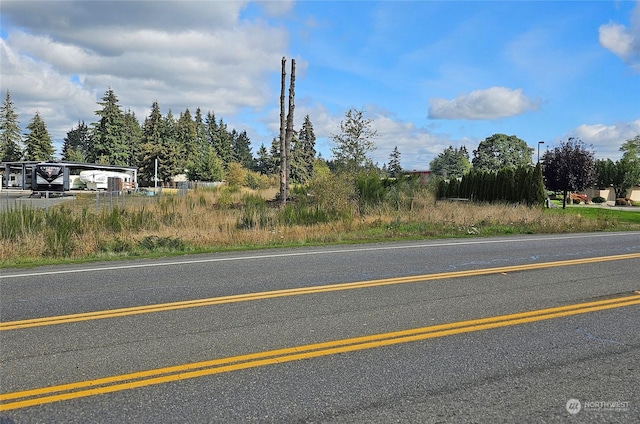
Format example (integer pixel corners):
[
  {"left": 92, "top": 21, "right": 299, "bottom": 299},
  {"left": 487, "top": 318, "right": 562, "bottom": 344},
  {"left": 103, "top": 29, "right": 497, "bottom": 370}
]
[
  {"left": 279, "top": 57, "right": 287, "bottom": 204},
  {"left": 284, "top": 59, "right": 296, "bottom": 201},
  {"left": 279, "top": 58, "right": 296, "bottom": 205}
]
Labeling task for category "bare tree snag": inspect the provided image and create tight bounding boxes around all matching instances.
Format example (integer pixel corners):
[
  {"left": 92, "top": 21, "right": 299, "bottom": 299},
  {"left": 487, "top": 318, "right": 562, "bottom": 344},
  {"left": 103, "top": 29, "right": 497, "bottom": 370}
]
[
  {"left": 284, "top": 59, "right": 296, "bottom": 201},
  {"left": 279, "top": 57, "right": 287, "bottom": 204}
]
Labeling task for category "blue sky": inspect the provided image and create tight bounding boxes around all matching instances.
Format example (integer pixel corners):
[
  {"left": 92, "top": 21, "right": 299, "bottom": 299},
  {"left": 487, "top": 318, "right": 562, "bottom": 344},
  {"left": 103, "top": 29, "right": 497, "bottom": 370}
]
[{"left": 1, "top": 1, "right": 639, "bottom": 170}]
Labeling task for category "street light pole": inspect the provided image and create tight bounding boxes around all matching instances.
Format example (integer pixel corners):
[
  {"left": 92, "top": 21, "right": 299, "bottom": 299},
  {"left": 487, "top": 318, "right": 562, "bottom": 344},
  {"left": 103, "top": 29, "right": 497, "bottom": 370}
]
[{"left": 538, "top": 141, "right": 545, "bottom": 164}]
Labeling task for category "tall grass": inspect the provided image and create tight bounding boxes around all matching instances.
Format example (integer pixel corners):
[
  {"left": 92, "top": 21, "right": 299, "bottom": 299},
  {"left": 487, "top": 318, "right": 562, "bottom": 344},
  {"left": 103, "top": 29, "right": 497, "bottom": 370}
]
[{"left": 1, "top": 176, "right": 639, "bottom": 266}]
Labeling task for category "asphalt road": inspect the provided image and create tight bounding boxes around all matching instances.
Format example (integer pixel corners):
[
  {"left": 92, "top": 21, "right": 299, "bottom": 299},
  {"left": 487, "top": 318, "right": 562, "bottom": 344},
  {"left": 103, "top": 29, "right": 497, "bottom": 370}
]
[{"left": 1, "top": 232, "right": 639, "bottom": 423}]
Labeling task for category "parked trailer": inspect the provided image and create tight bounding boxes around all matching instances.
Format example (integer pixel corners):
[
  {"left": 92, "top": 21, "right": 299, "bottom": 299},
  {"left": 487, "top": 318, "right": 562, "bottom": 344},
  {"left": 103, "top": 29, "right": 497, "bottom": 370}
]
[
  {"left": 32, "top": 163, "right": 67, "bottom": 191},
  {"left": 79, "top": 170, "right": 134, "bottom": 191}
]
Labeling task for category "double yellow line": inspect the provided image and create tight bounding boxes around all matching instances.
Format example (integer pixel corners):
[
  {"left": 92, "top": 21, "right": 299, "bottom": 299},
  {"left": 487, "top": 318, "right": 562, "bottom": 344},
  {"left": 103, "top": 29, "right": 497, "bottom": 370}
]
[
  {"left": 3, "top": 253, "right": 640, "bottom": 331},
  {"left": 1, "top": 293, "right": 639, "bottom": 411}
]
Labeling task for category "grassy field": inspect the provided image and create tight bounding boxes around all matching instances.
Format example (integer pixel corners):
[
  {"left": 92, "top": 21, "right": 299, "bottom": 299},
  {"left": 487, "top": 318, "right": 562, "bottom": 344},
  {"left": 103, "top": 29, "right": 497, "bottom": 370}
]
[{"left": 2, "top": 183, "right": 639, "bottom": 268}]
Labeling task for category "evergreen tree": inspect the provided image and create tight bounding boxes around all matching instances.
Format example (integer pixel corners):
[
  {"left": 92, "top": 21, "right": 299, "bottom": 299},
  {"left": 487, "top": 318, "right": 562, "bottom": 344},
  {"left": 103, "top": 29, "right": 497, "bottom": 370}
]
[
  {"left": 255, "top": 138, "right": 280, "bottom": 176},
  {"left": 123, "top": 110, "right": 142, "bottom": 167},
  {"left": 138, "top": 101, "right": 164, "bottom": 184},
  {"left": 0, "top": 90, "right": 23, "bottom": 162},
  {"left": 290, "top": 115, "right": 317, "bottom": 183},
  {"left": 429, "top": 146, "right": 471, "bottom": 178},
  {"left": 205, "top": 111, "right": 217, "bottom": 148},
  {"left": 62, "top": 120, "right": 92, "bottom": 162},
  {"left": 289, "top": 132, "right": 309, "bottom": 183},
  {"left": 176, "top": 108, "right": 198, "bottom": 164},
  {"left": 232, "top": 129, "right": 253, "bottom": 169},
  {"left": 23, "top": 112, "right": 54, "bottom": 161},
  {"left": 527, "top": 163, "right": 546, "bottom": 206},
  {"left": 90, "top": 88, "right": 127, "bottom": 165},
  {"left": 187, "top": 146, "right": 225, "bottom": 182},
  {"left": 211, "top": 117, "right": 233, "bottom": 167},
  {"left": 387, "top": 146, "right": 402, "bottom": 178},
  {"left": 158, "top": 110, "right": 185, "bottom": 181},
  {"left": 194, "top": 108, "right": 208, "bottom": 155}
]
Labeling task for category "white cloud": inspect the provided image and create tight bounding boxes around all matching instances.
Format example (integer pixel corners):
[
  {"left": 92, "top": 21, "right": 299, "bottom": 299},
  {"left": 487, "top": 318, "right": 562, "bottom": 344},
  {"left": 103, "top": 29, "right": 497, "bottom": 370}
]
[
  {"left": 571, "top": 119, "right": 640, "bottom": 160},
  {"left": 598, "top": 2, "right": 640, "bottom": 71},
  {"left": 369, "top": 113, "right": 456, "bottom": 170},
  {"left": 428, "top": 87, "right": 539, "bottom": 120},
  {"left": 599, "top": 23, "right": 635, "bottom": 58},
  {"left": 0, "top": 1, "right": 288, "bottom": 153},
  {"left": 258, "top": 0, "right": 295, "bottom": 17}
]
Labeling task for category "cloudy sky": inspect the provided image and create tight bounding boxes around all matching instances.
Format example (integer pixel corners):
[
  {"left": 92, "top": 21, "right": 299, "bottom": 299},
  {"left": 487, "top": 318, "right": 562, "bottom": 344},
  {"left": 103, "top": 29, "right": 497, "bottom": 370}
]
[{"left": 1, "top": 0, "right": 639, "bottom": 170}]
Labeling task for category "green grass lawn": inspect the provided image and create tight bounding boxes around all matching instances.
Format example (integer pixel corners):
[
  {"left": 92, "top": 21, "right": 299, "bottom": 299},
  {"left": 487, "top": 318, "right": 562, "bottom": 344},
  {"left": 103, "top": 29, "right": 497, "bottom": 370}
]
[{"left": 547, "top": 205, "right": 640, "bottom": 225}]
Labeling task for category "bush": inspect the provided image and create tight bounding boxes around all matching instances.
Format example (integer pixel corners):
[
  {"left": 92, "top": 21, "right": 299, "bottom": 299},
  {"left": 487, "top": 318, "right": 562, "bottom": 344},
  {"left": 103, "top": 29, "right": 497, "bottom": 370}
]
[{"left": 592, "top": 196, "right": 606, "bottom": 204}]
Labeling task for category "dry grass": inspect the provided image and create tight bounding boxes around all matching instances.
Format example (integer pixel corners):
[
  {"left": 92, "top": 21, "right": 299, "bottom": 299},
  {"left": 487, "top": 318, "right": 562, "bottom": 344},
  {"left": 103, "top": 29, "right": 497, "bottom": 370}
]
[{"left": 1, "top": 185, "right": 637, "bottom": 267}]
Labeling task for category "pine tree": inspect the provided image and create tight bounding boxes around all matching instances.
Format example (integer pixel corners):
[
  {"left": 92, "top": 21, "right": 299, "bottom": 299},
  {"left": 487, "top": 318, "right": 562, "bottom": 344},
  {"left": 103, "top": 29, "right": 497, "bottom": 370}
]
[
  {"left": 157, "top": 110, "right": 185, "bottom": 182},
  {"left": 187, "top": 146, "right": 225, "bottom": 182},
  {"left": 290, "top": 115, "right": 316, "bottom": 183},
  {"left": 23, "top": 112, "right": 54, "bottom": 161},
  {"left": 232, "top": 129, "right": 253, "bottom": 169},
  {"left": 90, "top": 88, "right": 127, "bottom": 165},
  {"left": 139, "top": 101, "right": 165, "bottom": 183},
  {"left": 123, "top": 110, "right": 142, "bottom": 167},
  {"left": 194, "top": 108, "right": 208, "bottom": 155},
  {"left": 255, "top": 143, "right": 277, "bottom": 175},
  {"left": 0, "top": 90, "right": 23, "bottom": 162},
  {"left": 62, "top": 120, "right": 92, "bottom": 162},
  {"left": 214, "top": 118, "right": 234, "bottom": 167},
  {"left": 176, "top": 108, "right": 198, "bottom": 163},
  {"left": 388, "top": 146, "right": 402, "bottom": 178}
]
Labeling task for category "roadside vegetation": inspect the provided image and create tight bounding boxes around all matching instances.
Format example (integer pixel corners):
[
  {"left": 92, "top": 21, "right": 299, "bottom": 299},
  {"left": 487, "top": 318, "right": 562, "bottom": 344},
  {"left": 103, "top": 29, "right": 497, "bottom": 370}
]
[
  {"left": 2, "top": 86, "right": 639, "bottom": 268},
  {"left": 2, "top": 173, "right": 639, "bottom": 268}
]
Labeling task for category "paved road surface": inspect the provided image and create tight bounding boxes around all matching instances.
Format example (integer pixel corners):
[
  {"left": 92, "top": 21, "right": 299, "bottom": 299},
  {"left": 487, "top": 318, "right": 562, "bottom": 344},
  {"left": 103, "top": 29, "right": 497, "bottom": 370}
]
[{"left": 1, "top": 233, "right": 639, "bottom": 422}]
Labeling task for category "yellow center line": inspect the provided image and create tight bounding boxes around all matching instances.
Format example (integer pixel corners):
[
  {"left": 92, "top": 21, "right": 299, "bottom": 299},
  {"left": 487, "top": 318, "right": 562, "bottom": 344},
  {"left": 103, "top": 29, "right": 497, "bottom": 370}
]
[
  {"left": 1, "top": 294, "right": 639, "bottom": 411},
  {"left": 2, "top": 253, "right": 640, "bottom": 331}
]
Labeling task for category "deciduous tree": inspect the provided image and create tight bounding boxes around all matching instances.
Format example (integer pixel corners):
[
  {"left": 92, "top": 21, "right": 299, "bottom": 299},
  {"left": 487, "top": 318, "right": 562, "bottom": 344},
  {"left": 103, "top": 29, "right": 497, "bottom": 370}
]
[
  {"left": 472, "top": 134, "right": 533, "bottom": 172},
  {"left": 331, "top": 108, "right": 377, "bottom": 170},
  {"left": 542, "top": 137, "right": 596, "bottom": 208}
]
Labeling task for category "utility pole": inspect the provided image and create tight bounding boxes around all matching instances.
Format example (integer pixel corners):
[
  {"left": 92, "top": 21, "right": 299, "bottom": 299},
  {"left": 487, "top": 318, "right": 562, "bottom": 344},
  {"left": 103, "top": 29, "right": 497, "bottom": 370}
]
[{"left": 538, "top": 141, "right": 544, "bottom": 164}]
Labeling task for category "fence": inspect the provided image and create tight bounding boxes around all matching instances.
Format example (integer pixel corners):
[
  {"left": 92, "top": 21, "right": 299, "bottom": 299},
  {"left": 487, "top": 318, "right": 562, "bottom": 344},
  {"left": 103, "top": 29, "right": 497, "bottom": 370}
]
[
  {"left": 0, "top": 188, "right": 164, "bottom": 212},
  {"left": 1, "top": 181, "right": 226, "bottom": 212}
]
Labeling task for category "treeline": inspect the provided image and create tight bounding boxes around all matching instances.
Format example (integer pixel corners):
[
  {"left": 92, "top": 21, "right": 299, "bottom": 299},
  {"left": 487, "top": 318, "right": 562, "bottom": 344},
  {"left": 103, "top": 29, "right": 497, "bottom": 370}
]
[
  {"left": 436, "top": 164, "right": 545, "bottom": 206},
  {"left": 0, "top": 89, "right": 318, "bottom": 186}
]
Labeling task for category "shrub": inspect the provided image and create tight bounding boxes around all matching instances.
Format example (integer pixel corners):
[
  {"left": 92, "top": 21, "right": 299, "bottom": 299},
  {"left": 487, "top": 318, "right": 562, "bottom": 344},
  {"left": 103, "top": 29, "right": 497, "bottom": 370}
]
[
  {"left": 225, "top": 162, "right": 247, "bottom": 187},
  {"left": 592, "top": 196, "right": 606, "bottom": 204},
  {"left": 245, "top": 171, "right": 271, "bottom": 190}
]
